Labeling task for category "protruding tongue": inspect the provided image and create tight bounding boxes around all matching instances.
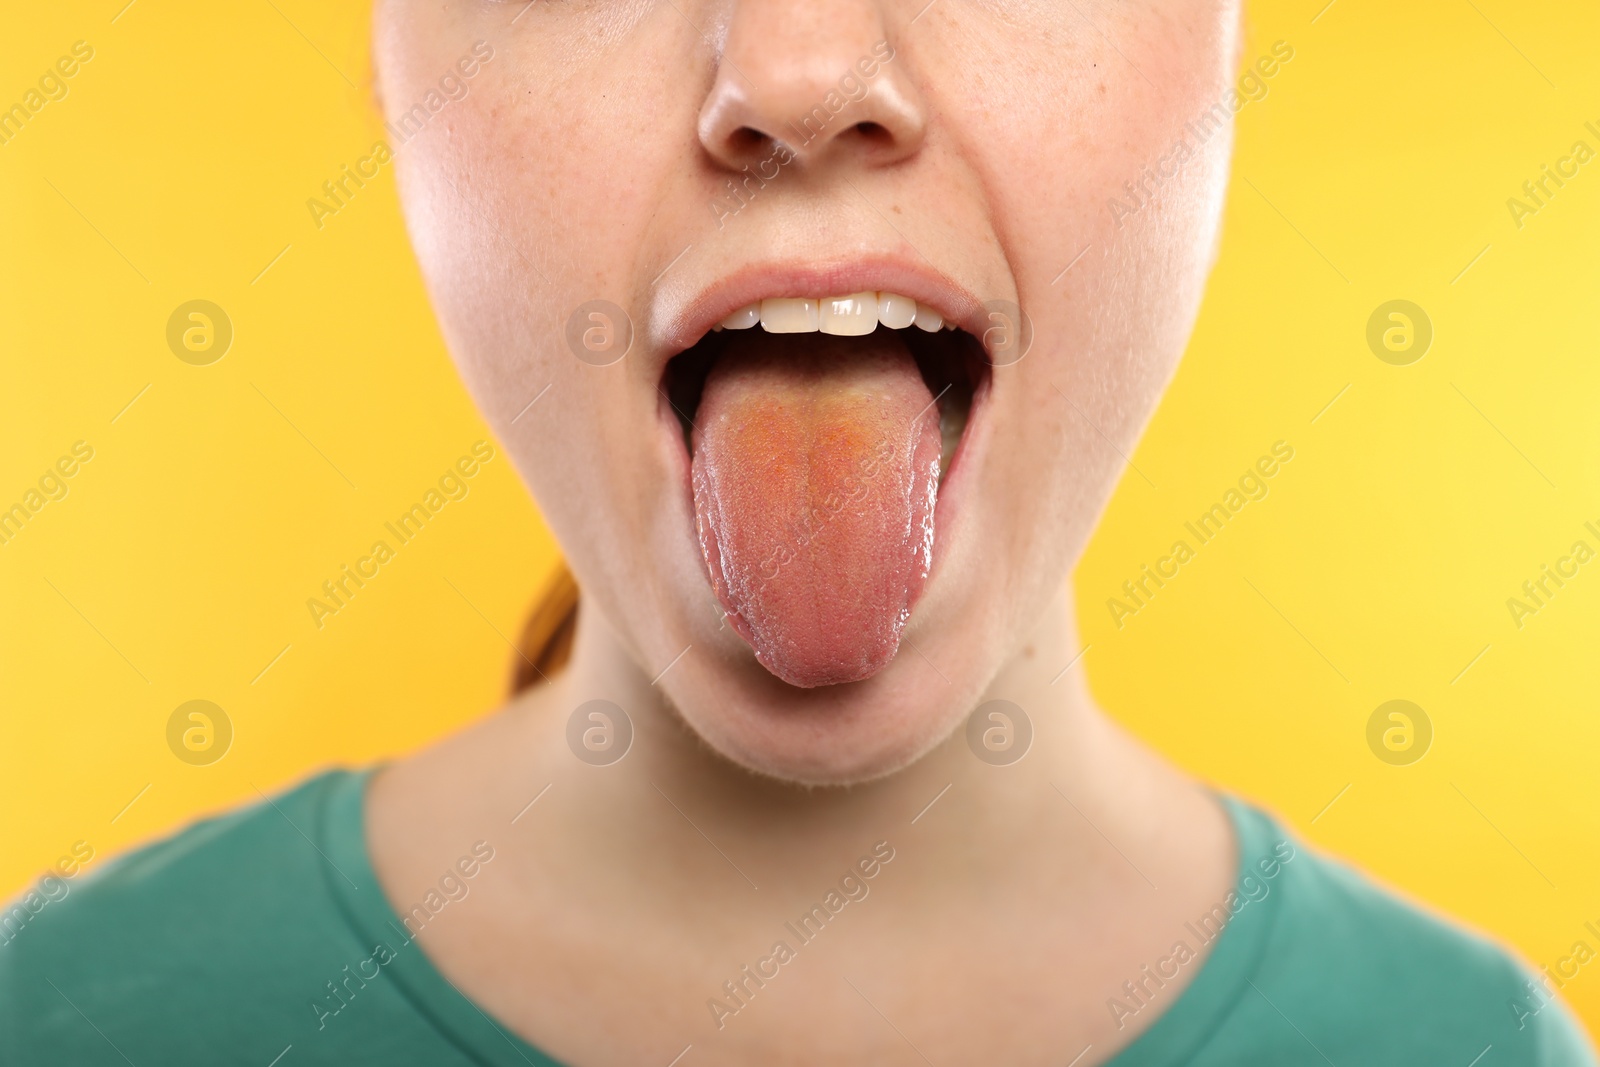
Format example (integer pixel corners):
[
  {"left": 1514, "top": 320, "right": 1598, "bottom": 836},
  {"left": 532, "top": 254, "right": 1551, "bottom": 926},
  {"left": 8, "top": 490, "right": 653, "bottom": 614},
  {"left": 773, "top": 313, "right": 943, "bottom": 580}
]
[{"left": 692, "top": 330, "right": 942, "bottom": 688}]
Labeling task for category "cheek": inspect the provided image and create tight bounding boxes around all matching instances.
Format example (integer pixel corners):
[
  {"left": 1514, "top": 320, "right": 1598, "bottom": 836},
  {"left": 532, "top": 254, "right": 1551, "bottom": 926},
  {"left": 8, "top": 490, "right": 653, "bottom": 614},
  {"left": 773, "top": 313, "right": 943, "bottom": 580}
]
[
  {"left": 392, "top": 36, "right": 692, "bottom": 397},
  {"left": 393, "top": 72, "right": 712, "bottom": 631},
  {"left": 923, "top": 1, "right": 1235, "bottom": 589}
]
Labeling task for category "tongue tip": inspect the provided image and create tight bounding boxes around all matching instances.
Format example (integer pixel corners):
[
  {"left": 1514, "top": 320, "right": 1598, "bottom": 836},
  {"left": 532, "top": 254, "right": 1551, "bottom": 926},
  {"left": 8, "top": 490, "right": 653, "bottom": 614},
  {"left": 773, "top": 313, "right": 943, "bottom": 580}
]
[
  {"left": 720, "top": 604, "right": 906, "bottom": 689},
  {"left": 760, "top": 641, "right": 900, "bottom": 689}
]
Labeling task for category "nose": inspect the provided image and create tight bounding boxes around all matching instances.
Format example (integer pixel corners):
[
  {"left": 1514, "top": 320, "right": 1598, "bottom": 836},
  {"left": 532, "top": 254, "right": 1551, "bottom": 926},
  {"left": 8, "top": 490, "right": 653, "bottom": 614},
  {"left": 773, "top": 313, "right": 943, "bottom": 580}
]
[{"left": 697, "top": 1, "right": 926, "bottom": 171}]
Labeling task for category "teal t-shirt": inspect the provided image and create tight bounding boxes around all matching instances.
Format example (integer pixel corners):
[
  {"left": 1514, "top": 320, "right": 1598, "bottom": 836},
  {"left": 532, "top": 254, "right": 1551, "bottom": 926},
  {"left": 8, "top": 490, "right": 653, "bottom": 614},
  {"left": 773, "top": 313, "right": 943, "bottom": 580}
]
[{"left": 1, "top": 770, "right": 1592, "bottom": 1065}]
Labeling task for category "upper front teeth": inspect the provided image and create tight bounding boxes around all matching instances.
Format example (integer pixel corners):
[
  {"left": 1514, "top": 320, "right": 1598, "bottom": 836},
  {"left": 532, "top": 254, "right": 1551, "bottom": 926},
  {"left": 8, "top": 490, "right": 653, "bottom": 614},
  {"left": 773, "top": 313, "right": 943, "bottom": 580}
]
[
  {"left": 719, "top": 293, "right": 949, "bottom": 336},
  {"left": 760, "top": 297, "right": 820, "bottom": 333}
]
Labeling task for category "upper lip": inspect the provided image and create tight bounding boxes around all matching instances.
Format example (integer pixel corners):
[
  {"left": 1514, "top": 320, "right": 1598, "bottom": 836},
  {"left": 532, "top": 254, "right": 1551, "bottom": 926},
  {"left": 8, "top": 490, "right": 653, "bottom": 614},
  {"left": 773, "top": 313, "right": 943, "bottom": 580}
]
[{"left": 652, "top": 254, "right": 988, "bottom": 359}]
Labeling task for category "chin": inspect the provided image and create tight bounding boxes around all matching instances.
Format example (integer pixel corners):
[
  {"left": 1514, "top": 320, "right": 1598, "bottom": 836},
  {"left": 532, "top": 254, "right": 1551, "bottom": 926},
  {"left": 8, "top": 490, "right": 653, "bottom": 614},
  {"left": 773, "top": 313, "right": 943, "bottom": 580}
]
[{"left": 659, "top": 642, "right": 983, "bottom": 787}]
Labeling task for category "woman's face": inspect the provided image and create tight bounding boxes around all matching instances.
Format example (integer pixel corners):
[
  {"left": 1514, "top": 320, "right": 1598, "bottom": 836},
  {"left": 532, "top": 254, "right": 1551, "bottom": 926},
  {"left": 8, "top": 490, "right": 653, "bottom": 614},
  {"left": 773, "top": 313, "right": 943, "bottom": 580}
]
[{"left": 375, "top": 0, "right": 1238, "bottom": 785}]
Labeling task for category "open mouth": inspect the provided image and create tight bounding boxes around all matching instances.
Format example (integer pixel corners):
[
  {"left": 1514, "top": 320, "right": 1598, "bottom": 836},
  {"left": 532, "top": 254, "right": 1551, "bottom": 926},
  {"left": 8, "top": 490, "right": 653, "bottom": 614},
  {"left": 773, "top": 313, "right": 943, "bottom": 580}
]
[{"left": 662, "top": 292, "right": 990, "bottom": 689}]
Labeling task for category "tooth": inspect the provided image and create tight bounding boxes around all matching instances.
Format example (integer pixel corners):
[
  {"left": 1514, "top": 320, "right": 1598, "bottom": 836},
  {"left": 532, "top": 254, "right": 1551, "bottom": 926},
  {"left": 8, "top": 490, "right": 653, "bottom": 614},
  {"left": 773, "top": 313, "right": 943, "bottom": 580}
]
[
  {"left": 877, "top": 292, "right": 917, "bottom": 330},
  {"left": 760, "top": 297, "right": 819, "bottom": 333},
  {"left": 913, "top": 302, "right": 943, "bottom": 332},
  {"left": 938, "top": 388, "right": 967, "bottom": 481},
  {"left": 721, "top": 304, "right": 760, "bottom": 329},
  {"left": 819, "top": 292, "right": 879, "bottom": 336}
]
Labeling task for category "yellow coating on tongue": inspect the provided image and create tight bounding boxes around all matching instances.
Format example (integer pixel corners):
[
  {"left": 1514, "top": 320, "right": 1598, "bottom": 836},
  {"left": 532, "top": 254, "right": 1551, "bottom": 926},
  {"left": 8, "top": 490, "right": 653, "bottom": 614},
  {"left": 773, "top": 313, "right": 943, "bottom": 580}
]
[{"left": 691, "top": 332, "right": 942, "bottom": 688}]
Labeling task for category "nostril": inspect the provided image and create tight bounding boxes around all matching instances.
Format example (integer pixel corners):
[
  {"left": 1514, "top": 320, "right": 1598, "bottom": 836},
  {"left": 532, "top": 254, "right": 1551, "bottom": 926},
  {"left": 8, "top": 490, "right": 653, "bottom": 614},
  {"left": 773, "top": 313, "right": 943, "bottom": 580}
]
[
  {"left": 845, "top": 121, "right": 896, "bottom": 149},
  {"left": 697, "top": 44, "right": 928, "bottom": 169},
  {"left": 729, "top": 126, "right": 770, "bottom": 154}
]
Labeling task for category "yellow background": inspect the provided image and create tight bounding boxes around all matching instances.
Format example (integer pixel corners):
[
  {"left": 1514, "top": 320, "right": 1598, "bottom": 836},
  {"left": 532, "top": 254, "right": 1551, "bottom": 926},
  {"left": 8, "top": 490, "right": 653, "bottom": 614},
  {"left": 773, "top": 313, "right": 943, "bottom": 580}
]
[{"left": 4, "top": 0, "right": 1597, "bottom": 1038}]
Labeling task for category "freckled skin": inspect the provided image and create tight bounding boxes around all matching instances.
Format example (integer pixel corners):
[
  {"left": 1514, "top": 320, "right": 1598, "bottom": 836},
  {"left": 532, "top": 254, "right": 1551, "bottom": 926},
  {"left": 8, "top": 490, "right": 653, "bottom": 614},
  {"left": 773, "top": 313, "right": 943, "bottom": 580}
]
[
  {"left": 374, "top": 0, "right": 1241, "bottom": 779},
  {"left": 691, "top": 332, "right": 941, "bottom": 687}
]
